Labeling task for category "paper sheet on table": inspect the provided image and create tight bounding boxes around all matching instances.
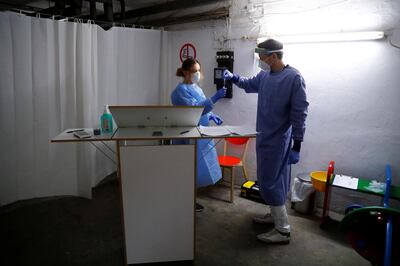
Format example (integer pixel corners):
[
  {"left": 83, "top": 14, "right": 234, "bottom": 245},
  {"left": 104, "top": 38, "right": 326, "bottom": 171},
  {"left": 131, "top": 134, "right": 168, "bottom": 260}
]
[
  {"left": 225, "top": 126, "right": 258, "bottom": 136},
  {"left": 333, "top": 174, "right": 359, "bottom": 190},
  {"left": 198, "top": 126, "right": 231, "bottom": 136}
]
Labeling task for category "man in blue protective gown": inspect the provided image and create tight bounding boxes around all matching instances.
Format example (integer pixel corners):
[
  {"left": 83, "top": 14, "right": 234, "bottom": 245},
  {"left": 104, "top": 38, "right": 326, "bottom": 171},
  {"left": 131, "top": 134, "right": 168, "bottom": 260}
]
[
  {"left": 171, "top": 58, "right": 227, "bottom": 212},
  {"left": 224, "top": 39, "right": 309, "bottom": 244}
]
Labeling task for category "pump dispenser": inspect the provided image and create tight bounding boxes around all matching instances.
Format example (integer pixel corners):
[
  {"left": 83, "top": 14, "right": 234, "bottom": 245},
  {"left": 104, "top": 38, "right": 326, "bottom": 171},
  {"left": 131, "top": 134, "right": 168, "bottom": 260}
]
[{"left": 100, "top": 105, "right": 113, "bottom": 133}]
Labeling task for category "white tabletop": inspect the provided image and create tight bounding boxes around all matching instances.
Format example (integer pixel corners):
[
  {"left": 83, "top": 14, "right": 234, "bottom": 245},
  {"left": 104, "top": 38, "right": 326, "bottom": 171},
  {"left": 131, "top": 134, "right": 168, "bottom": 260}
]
[
  {"left": 51, "top": 126, "right": 257, "bottom": 142},
  {"left": 51, "top": 128, "right": 116, "bottom": 142},
  {"left": 112, "top": 126, "right": 201, "bottom": 140}
]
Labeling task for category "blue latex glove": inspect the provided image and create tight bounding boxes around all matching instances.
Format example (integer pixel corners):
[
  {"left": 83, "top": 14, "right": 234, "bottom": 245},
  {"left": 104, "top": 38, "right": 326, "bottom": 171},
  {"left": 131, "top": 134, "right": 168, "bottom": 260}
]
[
  {"left": 210, "top": 87, "right": 227, "bottom": 104},
  {"left": 223, "top": 69, "right": 233, "bottom": 80},
  {"left": 223, "top": 69, "right": 239, "bottom": 83},
  {"left": 209, "top": 113, "right": 223, "bottom": 125},
  {"left": 288, "top": 150, "right": 300, "bottom": 165}
]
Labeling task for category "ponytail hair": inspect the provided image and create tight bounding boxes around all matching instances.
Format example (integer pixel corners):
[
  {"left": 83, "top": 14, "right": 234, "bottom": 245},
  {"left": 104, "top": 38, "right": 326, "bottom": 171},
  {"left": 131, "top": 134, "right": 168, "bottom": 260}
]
[
  {"left": 176, "top": 57, "right": 201, "bottom": 77},
  {"left": 176, "top": 67, "right": 185, "bottom": 77}
]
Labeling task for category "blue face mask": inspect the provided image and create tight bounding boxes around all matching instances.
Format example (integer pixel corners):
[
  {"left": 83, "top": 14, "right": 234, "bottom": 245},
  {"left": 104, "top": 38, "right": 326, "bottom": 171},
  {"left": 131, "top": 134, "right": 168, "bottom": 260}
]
[
  {"left": 191, "top": 71, "right": 201, "bottom": 83},
  {"left": 258, "top": 59, "right": 270, "bottom": 71}
]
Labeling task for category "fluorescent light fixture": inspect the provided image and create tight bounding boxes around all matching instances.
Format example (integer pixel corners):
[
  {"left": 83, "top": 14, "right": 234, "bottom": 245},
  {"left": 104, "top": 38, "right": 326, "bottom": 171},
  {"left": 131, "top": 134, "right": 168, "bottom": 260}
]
[{"left": 258, "top": 31, "right": 384, "bottom": 44}]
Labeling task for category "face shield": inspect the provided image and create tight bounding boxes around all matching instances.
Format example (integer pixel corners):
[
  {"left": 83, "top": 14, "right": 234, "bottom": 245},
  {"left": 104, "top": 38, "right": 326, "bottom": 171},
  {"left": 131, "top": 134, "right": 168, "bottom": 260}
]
[
  {"left": 254, "top": 47, "right": 283, "bottom": 71},
  {"left": 254, "top": 47, "right": 283, "bottom": 55},
  {"left": 253, "top": 53, "right": 268, "bottom": 71}
]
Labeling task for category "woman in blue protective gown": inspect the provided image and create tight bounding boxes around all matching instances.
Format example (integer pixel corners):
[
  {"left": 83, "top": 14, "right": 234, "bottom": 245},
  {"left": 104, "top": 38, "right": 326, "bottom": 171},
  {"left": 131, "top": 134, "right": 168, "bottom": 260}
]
[
  {"left": 224, "top": 39, "right": 309, "bottom": 244},
  {"left": 171, "top": 58, "right": 227, "bottom": 211}
]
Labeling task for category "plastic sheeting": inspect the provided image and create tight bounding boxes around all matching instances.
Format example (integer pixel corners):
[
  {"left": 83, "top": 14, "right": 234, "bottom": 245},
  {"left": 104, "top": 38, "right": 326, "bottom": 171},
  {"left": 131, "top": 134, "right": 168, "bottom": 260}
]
[{"left": 291, "top": 176, "right": 315, "bottom": 202}]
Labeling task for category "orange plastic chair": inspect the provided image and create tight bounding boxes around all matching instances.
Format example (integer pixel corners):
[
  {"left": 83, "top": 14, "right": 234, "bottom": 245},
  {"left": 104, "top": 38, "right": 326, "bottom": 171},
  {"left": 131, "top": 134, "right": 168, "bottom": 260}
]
[{"left": 218, "top": 137, "right": 250, "bottom": 203}]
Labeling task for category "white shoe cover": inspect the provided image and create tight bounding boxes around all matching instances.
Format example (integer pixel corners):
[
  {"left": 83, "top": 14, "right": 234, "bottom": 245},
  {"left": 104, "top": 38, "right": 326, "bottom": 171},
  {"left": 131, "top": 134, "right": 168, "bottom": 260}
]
[
  {"left": 257, "top": 229, "right": 290, "bottom": 244},
  {"left": 253, "top": 213, "right": 274, "bottom": 224}
]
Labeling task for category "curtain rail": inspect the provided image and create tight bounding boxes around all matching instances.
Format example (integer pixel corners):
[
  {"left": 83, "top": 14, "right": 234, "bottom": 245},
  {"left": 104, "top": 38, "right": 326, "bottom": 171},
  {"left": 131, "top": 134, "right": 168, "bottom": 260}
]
[{"left": 3, "top": 9, "right": 159, "bottom": 30}]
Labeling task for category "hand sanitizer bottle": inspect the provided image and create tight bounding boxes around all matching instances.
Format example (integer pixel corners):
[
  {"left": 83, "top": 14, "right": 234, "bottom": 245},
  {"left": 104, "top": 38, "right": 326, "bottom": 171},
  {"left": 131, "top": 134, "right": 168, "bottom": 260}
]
[{"left": 100, "top": 105, "right": 113, "bottom": 133}]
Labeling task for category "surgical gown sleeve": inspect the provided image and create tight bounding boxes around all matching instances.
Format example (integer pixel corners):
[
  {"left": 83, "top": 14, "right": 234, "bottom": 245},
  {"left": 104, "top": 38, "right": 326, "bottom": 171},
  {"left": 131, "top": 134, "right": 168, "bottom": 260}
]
[
  {"left": 290, "top": 74, "right": 308, "bottom": 141},
  {"left": 171, "top": 84, "right": 214, "bottom": 114},
  {"left": 234, "top": 71, "right": 265, "bottom": 93}
]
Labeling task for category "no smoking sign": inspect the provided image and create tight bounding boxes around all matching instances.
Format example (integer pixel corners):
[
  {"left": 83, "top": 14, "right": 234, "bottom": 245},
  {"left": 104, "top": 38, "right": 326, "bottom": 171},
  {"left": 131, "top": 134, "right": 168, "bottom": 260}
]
[{"left": 179, "top": 43, "right": 197, "bottom": 62}]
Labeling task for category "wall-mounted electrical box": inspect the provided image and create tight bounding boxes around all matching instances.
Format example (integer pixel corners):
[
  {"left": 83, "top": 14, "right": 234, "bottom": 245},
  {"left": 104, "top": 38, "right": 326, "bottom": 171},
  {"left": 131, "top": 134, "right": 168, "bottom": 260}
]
[{"left": 214, "top": 51, "right": 234, "bottom": 99}]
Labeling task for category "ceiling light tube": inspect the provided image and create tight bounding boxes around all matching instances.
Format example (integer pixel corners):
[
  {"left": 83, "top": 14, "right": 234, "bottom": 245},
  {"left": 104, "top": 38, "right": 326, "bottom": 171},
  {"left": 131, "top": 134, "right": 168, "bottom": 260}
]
[{"left": 259, "top": 31, "right": 385, "bottom": 44}]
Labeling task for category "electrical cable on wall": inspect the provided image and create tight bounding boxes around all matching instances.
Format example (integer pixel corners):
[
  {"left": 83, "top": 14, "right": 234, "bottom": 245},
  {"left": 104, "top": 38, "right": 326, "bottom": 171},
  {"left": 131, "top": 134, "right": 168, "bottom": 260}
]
[
  {"left": 389, "top": 29, "right": 400, "bottom": 49},
  {"left": 389, "top": 39, "right": 400, "bottom": 49},
  {"left": 260, "top": 0, "right": 349, "bottom": 15},
  {"left": 243, "top": 0, "right": 350, "bottom": 26},
  {"left": 225, "top": 15, "right": 232, "bottom": 50},
  {"left": 215, "top": 1, "right": 261, "bottom": 46}
]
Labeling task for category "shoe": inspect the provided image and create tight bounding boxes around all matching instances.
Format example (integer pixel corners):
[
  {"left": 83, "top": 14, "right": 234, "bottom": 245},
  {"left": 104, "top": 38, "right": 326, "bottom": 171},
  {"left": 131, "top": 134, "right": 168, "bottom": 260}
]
[
  {"left": 257, "top": 229, "right": 290, "bottom": 244},
  {"left": 253, "top": 213, "right": 274, "bottom": 224},
  {"left": 196, "top": 203, "right": 204, "bottom": 212}
]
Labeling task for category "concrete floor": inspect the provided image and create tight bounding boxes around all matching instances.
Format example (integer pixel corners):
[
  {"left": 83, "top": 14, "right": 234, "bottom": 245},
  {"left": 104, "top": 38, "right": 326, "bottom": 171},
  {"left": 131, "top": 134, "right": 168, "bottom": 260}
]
[{"left": 0, "top": 174, "right": 370, "bottom": 266}]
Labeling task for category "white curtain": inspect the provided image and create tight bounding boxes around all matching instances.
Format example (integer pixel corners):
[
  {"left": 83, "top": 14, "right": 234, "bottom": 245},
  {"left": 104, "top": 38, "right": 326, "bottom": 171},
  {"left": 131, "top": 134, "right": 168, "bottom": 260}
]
[{"left": 0, "top": 12, "right": 167, "bottom": 206}]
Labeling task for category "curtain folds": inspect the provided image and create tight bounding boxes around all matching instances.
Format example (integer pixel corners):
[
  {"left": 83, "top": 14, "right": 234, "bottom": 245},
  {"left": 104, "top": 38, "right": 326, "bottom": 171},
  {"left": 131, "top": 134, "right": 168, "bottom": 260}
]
[{"left": 0, "top": 12, "right": 166, "bottom": 205}]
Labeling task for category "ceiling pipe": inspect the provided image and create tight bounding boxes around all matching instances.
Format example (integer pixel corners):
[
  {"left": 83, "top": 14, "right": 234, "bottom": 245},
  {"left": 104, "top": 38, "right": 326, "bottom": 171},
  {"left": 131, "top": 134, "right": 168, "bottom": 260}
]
[
  {"left": 103, "top": 0, "right": 113, "bottom": 21},
  {"left": 119, "top": 0, "right": 125, "bottom": 20},
  {"left": 139, "top": 6, "right": 229, "bottom": 27},
  {"left": 117, "top": 0, "right": 223, "bottom": 22},
  {"left": 39, "top": 0, "right": 66, "bottom": 15},
  {"left": 89, "top": 0, "right": 96, "bottom": 19},
  {"left": 39, "top": 0, "right": 82, "bottom": 16},
  {"left": 68, "top": 0, "right": 83, "bottom": 16}
]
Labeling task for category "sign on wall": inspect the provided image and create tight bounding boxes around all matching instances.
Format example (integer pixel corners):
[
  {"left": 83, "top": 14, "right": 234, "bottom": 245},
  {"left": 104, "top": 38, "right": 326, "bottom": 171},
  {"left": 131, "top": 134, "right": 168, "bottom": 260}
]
[{"left": 179, "top": 43, "right": 197, "bottom": 62}]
